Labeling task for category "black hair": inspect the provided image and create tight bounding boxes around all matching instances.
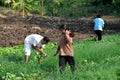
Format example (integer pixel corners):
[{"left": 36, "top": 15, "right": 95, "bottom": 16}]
[
  {"left": 58, "top": 24, "right": 71, "bottom": 30},
  {"left": 43, "top": 36, "right": 50, "bottom": 43},
  {"left": 58, "top": 24, "right": 75, "bottom": 37},
  {"left": 96, "top": 14, "right": 101, "bottom": 18},
  {"left": 58, "top": 24, "right": 66, "bottom": 30}
]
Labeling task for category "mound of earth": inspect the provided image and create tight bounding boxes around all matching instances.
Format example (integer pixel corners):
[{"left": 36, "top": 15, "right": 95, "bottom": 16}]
[{"left": 0, "top": 10, "right": 120, "bottom": 47}]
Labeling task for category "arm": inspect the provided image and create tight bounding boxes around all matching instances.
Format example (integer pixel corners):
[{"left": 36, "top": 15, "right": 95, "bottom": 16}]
[
  {"left": 32, "top": 45, "right": 46, "bottom": 56},
  {"left": 54, "top": 45, "right": 60, "bottom": 56},
  {"left": 64, "top": 30, "right": 72, "bottom": 43},
  {"left": 102, "top": 20, "right": 105, "bottom": 28},
  {"left": 38, "top": 48, "right": 46, "bottom": 56}
]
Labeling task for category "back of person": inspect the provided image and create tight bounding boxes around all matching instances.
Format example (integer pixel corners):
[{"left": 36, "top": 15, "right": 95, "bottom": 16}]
[
  {"left": 25, "top": 34, "right": 43, "bottom": 47},
  {"left": 93, "top": 14, "right": 105, "bottom": 41},
  {"left": 94, "top": 18, "right": 104, "bottom": 31}
]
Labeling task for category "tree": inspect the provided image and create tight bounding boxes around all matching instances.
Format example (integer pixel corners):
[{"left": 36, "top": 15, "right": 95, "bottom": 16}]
[{"left": 12, "top": 0, "right": 34, "bottom": 17}]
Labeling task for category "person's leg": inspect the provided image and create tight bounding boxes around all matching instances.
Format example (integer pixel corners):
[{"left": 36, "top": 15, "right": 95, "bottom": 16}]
[
  {"left": 59, "top": 56, "right": 67, "bottom": 73},
  {"left": 24, "top": 42, "right": 31, "bottom": 63},
  {"left": 98, "top": 30, "right": 102, "bottom": 41},
  {"left": 94, "top": 31, "right": 97, "bottom": 41},
  {"left": 95, "top": 30, "right": 99, "bottom": 41},
  {"left": 67, "top": 56, "right": 75, "bottom": 72},
  {"left": 95, "top": 30, "right": 101, "bottom": 41},
  {"left": 25, "top": 55, "right": 29, "bottom": 63}
]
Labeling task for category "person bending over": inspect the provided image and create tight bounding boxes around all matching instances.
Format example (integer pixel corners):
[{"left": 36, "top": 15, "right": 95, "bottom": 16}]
[{"left": 24, "top": 34, "right": 50, "bottom": 63}]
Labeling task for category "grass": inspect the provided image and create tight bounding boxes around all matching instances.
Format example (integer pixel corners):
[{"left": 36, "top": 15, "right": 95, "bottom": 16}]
[{"left": 0, "top": 33, "right": 120, "bottom": 80}]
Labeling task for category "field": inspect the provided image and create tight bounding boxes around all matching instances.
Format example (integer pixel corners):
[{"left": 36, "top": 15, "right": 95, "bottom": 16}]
[{"left": 0, "top": 33, "right": 120, "bottom": 80}]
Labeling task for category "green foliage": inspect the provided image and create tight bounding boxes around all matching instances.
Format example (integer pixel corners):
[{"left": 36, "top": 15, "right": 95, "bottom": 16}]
[
  {"left": 0, "top": 0, "right": 120, "bottom": 17},
  {"left": 0, "top": 33, "right": 120, "bottom": 80},
  {"left": 0, "top": 45, "right": 24, "bottom": 56}
]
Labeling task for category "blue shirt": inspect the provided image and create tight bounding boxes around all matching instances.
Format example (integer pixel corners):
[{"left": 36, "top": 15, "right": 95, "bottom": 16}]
[{"left": 93, "top": 18, "right": 104, "bottom": 31}]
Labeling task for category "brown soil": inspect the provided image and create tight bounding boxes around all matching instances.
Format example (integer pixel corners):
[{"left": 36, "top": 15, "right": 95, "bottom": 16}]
[{"left": 0, "top": 10, "right": 120, "bottom": 47}]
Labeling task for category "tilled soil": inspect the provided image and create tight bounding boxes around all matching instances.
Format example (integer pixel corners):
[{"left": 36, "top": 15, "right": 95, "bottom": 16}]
[{"left": 0, "top": 11, "right": 120, "bottom": 47}]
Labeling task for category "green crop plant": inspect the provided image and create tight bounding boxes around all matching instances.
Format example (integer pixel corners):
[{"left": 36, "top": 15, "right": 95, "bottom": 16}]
[{"left": 0, "top": 33, "right": 120, "bottom": 80}]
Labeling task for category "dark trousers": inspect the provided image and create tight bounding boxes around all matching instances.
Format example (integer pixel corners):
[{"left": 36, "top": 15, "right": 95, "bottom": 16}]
[
  {"left": 95, "top": 30, "right": 102, "bottom": 41},
  {"left": 59, "top": 55, "right": 75, "bottom": 73}
]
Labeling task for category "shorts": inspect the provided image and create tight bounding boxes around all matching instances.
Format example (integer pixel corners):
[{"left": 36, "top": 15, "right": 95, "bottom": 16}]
[{"left": 24, "top": 41, "right": 31, "bottom": 56}]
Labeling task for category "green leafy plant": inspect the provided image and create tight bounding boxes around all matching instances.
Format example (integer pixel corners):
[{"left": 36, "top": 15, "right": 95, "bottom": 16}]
[{"left": 0, "top": 33, "right": 120, "bottom": 80}]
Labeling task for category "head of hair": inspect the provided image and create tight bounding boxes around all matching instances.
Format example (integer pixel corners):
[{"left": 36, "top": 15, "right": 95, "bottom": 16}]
[
  {"left": 96, "top": 14, "right": 101, "bottom": 18},
  {"left": 58, "top": 24, "right": 75, "bottom": 37},
  {"left": 43, "top": 36, "right": 50, "bottom": 43},
  {"left": 58, "top": 24, "right": 66, "bottom": 30}
]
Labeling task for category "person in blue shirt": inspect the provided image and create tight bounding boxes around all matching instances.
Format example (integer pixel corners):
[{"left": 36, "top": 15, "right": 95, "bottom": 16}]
[{"left": 93, "top": 14, "right": 105, "bottom": 41}]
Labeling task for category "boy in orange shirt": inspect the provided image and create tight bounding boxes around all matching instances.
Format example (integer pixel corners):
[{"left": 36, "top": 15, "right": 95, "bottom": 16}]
[{"left": 55, "top": 24, "right": 75, "bottom": 73}]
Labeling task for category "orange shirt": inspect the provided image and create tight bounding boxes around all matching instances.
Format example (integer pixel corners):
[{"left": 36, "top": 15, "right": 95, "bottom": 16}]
[{"left": 59, "top": 32, "right": 74, "bottom": 56}]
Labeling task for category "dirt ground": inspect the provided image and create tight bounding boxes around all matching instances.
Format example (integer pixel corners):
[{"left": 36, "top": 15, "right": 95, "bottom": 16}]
[{"left": 0, "top": 10, "right": 120, "bottom": 47}]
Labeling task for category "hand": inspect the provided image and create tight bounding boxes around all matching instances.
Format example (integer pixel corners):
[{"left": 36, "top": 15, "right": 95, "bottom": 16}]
[
  {"left": 42, "top": 53, "right": 47, "bottom": 58},
  {"left": 54, "top": 52, "right": 58, "bottom": 56},
  {"left": 65, "top": 30, "right": 70, "bottom": 34},
  {"left": 38, "top": 53, "right": 47, "bottom": 63}
]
